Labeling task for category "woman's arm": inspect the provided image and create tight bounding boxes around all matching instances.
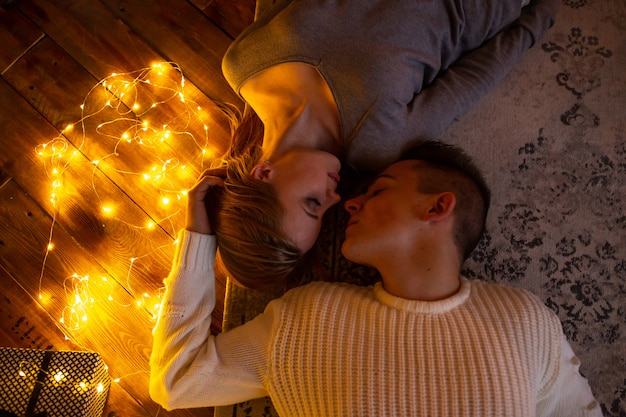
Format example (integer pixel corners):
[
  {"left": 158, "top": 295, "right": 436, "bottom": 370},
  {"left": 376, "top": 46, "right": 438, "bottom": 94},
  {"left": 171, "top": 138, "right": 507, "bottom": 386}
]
[
  {"left": 149, "top": 171, "right": 271, "bottom": 409},
  {"left": 404, "top": 0, "right": 559, "bottom": 140}
]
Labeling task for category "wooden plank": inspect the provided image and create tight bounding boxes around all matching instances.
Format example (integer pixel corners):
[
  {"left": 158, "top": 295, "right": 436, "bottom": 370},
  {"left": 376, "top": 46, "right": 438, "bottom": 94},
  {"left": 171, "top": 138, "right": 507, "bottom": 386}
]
[
  {"left": 0, "top": 180, "right": 212, "bottom": 416},
  {"left": 17, "top": 0, "right": 237, "bottom": 134},
  {"left": 0, "top": 74, "right": 176, "bottom": 298},
  {"left": 0, "top": 78, "right": 224, "bottom": 332},
  {"left": 0, "top": 5, "right": 43, "bottom": 73},
  {"left": 193, "top": 0, "right": 255, "bottom": 39},
  {"left": 2, "top": 37, "right": 227, "bottom": 330},
  {"left": 4, "top": 38, "right": 189, "bottom": 236},
  {"left": 46, "top": 0, "right": 242, "bottom": 105},
  {"left": 121, "top": 0, "right": 238, "bottom": 103},
  {"left": 0, "top": 268, "right": 67, "bottom": 351},
  {"left": 0, "top": 266, "right": 151, "bottom": 416}
]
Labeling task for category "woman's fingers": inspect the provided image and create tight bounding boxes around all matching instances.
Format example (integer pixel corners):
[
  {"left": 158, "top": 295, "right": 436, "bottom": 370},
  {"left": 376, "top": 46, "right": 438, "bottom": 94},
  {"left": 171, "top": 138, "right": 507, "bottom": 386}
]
[
  {"left": 185, "top": 169, "right": 226, "bottom": 234},
  {"left": 189, "top": 173, "right": 225, "bottom": 201}
]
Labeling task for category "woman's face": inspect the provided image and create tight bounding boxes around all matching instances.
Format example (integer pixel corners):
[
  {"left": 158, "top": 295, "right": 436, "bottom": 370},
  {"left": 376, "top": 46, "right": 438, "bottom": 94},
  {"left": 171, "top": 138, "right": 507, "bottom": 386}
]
[{"left": 261, "top": 149, "right": 341, "bottom": 252}]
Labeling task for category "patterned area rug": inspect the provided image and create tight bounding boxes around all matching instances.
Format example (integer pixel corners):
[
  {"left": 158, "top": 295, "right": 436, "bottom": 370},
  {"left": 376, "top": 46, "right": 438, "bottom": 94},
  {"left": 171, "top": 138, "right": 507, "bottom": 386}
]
[{"left": 217, "top": 0, "right": 625, "bottom": 415}]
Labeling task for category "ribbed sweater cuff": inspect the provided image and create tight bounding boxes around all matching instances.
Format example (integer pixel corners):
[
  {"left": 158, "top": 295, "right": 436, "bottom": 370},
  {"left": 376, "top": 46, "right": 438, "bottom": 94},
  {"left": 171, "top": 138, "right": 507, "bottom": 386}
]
[{"left": 172, "top": 229, "right": 216, "bottom": 272}]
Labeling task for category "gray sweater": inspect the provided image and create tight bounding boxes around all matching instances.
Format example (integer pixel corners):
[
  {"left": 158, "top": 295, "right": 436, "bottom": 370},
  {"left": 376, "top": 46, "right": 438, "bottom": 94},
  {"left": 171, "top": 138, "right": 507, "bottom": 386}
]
[{"left": 222, "top": 0, "right": 558, "bottom": 173}]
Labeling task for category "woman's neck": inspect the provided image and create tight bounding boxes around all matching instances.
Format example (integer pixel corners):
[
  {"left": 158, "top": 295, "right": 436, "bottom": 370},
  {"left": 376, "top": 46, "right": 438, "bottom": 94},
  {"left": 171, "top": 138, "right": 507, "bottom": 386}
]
[{"left": 239, "top": 62, "right": 342, "bottom": 161}]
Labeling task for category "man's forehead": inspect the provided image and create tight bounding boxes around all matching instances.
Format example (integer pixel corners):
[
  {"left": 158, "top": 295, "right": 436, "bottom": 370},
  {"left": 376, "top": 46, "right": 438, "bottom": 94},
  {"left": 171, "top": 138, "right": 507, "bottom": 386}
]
[{"left": 384, "top": 159, "right": 427, "bottom": 174}]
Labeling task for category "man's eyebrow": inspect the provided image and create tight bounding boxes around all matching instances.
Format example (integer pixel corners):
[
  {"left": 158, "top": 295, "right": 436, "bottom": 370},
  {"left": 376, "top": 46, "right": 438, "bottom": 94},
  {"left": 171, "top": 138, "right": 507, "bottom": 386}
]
[
  {"left": 374, "top": 173, "right": 394, "bottom": 180},
  {"left": 367, "top": 173, "right": 394, "bottom": 187}
]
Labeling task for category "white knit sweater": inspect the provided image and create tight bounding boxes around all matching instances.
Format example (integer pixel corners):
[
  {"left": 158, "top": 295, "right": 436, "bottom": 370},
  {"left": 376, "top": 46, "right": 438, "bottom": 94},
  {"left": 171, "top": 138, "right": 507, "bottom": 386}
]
[{"left": 149, "top": 231, "right": 602, "bottom": 416}]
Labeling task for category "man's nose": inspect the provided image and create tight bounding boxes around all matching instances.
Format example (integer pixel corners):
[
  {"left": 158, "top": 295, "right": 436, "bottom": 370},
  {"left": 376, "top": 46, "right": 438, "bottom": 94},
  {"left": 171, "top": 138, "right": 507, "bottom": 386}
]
[{"left": 344, "top": 196, "right": 363, "bottom": 214}]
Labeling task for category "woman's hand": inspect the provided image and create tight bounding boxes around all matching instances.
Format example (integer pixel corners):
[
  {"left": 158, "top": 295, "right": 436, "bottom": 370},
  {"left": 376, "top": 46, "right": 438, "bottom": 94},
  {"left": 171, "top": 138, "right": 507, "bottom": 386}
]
[{"left": 185, "top": 168, "right": 226, "bottom": 234}]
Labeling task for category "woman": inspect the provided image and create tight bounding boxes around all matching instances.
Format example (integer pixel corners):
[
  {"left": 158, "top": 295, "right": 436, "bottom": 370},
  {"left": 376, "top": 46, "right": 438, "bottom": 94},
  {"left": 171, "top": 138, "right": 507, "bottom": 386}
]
[{"left": 215, "top": 0, "right": 559, "bottom": 290}]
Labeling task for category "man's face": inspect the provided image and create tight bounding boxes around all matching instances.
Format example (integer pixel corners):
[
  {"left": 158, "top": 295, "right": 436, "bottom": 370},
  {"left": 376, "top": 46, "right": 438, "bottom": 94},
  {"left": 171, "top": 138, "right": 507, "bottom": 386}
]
[{"left": 341, "top": 160, "right": 432, "bottom": 266}]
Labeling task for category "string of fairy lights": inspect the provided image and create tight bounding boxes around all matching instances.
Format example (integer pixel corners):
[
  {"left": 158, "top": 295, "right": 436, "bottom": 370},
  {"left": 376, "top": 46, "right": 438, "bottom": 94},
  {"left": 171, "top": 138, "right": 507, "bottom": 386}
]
[{"left": 31, "top": 62, "right": 221, "bottom": 388}]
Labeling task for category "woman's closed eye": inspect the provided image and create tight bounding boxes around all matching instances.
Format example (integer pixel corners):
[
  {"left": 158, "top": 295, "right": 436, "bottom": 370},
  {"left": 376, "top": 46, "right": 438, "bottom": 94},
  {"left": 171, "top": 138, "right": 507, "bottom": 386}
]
[{"left": 306, "top": 197, "right": 321, "bottom": 211}]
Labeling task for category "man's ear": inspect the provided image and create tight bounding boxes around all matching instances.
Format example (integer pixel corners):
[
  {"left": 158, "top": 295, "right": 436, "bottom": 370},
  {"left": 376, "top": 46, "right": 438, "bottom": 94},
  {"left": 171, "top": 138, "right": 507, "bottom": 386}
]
[
  {"left": 422, "top": 192, "right": 456, "bottom": 222},
  {"left": 250, "top": 161, "right": 273, "bottom": 181}
]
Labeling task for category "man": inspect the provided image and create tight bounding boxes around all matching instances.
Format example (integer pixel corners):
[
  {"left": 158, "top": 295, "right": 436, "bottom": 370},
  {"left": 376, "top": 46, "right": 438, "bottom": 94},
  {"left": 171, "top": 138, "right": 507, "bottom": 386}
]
[{"left": 150, "top": 142, "right": 601, "bottom": 416}]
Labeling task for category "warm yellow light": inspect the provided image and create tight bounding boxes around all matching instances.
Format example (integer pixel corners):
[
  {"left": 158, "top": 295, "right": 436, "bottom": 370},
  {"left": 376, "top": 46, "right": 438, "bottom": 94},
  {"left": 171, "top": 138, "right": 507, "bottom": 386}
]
[
  {"left": 54, "top": 371, "right": 65, "bottom": 382},
  {"left": 36, "top": 62, "right": 209, "bottom": 343},
  {"left": 97, "top": 383, "right": 104, "bottom": 393},
  {"left": 19, "top": 370, "right": 26, "bottom": 377}
]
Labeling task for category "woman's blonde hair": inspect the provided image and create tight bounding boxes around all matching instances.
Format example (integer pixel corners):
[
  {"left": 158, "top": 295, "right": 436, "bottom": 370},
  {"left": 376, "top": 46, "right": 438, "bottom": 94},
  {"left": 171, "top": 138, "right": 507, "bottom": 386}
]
[{"left": 214, "top": 105, "right": 302, "bottom": 291}]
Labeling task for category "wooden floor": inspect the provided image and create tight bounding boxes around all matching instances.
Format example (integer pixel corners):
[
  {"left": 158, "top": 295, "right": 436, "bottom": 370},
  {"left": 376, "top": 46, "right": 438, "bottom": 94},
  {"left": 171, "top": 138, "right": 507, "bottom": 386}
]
[{"left": 0, "top": 0, "right": 254, "bottom": 415}]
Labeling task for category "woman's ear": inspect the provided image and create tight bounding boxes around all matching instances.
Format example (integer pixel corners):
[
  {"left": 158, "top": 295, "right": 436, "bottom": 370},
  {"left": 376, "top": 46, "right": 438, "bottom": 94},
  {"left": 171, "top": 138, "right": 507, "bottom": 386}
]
[
  {"left": 422, "top": 192, "right": 456, "bottom": 222},
  {"left": 250, "top": 161, "right": 273, "bottom": 181}
]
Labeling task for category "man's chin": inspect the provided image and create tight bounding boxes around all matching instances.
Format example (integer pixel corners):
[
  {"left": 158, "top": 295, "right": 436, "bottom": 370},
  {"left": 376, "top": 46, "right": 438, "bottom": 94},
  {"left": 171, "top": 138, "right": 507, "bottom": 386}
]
[{"left": 340, "top": 240, "right": 361, "bottom": 264}]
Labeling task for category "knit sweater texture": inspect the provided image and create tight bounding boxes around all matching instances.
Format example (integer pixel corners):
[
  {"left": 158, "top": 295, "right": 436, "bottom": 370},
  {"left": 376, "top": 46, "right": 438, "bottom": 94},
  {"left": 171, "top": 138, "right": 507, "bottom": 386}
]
[
  {"left": 149, "top": 231, "right": 602, "bottom": 416},
  {"left": 222, "top": 0, "right": 559, "bottom": 173}
]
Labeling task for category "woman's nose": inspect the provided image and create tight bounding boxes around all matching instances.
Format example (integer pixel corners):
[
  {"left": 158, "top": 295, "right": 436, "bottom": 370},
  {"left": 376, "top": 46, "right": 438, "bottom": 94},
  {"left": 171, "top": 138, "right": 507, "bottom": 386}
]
[{"left": 327, "top": 189, "right": 341, "bottom": 206}]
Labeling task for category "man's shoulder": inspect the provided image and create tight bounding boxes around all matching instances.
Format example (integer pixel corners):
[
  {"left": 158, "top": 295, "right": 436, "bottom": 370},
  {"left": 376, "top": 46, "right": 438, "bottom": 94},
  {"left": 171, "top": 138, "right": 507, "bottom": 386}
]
[{"left": 469, "top": 279, "right": 557, "bottom": 317}]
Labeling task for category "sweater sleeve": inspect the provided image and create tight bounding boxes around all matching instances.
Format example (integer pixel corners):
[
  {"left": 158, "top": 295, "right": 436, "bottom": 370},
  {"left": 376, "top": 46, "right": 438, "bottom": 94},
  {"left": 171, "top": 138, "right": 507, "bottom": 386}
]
[
  {"left": 149, "top": 230, "right": 273, "bottom": 410},
  {"left": 536, "top": 335, "right": 603, "bottom": 417},
  {"left": 403, "top": 0, "right": 558, "bottom": 141}
]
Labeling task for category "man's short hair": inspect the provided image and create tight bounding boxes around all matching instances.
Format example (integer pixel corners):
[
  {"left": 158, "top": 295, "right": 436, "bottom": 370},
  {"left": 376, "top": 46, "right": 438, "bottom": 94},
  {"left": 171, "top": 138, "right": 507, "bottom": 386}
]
[{"left": 398, "top": 141, "right": 491, "bottom": 261}]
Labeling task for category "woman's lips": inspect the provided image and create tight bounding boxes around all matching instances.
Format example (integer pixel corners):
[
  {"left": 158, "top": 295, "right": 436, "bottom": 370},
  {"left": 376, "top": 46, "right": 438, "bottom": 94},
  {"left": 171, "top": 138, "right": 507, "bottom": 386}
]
[{"left": 328, "top": 172, "right": 340, "bottom": 184}]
